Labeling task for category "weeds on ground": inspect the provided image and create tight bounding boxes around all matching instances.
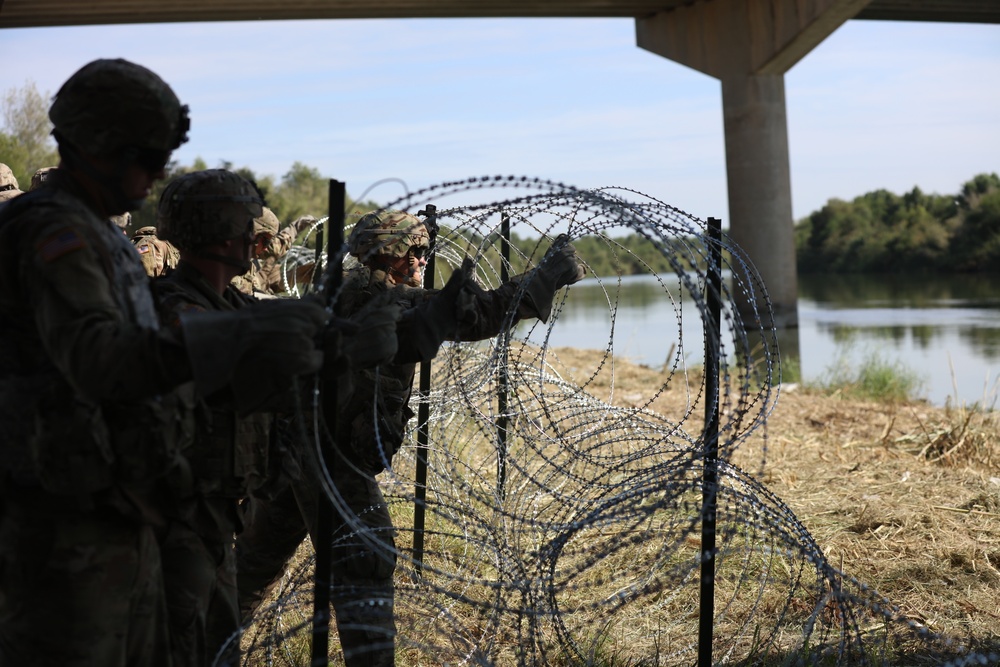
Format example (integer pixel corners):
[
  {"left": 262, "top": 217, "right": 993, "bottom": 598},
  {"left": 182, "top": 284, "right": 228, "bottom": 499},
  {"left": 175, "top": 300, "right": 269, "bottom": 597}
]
[{"left": 810, "top": 349, "right": 925, "bottom": 404}]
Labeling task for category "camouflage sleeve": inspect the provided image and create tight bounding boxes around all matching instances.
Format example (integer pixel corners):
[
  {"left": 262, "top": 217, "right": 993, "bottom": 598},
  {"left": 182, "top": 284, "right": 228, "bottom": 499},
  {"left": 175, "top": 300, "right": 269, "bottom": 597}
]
[
  {"left": 18, "top": 214, "right": 189, "bottom": 401},
  {"left": 265, "top": 224, "right": 298, "bottom": 259},
  {"left": 409, "top": 280, "right": 524, "bottom": 343}
]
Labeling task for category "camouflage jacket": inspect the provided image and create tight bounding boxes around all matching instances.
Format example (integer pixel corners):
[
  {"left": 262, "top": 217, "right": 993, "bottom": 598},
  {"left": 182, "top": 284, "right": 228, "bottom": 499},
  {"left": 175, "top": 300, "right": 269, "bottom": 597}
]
[
  {"left": 231, "top": 223, "right": 299, "bottom": 296},
  {"left": 0, "top": 172, "right": 193, "bottom": 498},
  {"left": 132, "top": 228, "right": 180, "bottom": 278},
  {"left": 153, "top": 262, "right": 284, "bottom": 499}
]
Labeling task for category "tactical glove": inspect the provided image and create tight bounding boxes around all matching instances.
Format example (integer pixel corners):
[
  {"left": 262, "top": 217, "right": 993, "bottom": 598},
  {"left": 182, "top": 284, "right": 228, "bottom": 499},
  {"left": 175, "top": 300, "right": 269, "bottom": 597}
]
[
  {"left": 323, "top": 297, "right": 401, "bottom": 376},
  {"left": 512, "top": 234, "right": 586, "bottom": 322},
  {"left": 394, "top": 258, "right": 474, "bottom": 363},
  {"left": 293, "top": 215, "right": 318, "bottom": 233},
  {"left": 180, "top": 297, "right": 328, "bottom": 401}
]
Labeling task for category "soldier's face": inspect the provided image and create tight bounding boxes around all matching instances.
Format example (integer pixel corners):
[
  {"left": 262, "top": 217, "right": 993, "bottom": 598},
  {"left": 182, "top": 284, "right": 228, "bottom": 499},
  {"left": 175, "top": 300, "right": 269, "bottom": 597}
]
[
  {"left": 385, "top": 246, "right": 426, "bottom": 287},
  {"left": 119, "top": 159, "right": 167, "bottom": 203}
]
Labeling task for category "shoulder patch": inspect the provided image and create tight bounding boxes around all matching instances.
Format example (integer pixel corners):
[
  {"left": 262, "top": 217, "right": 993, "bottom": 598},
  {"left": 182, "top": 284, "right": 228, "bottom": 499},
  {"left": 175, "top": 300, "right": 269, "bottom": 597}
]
[
  {"left": 137, "top": 244, "right": 151, "bottom": 254},
  {"left": 36, "top": 229, "right": 87, "bottom": 263}
]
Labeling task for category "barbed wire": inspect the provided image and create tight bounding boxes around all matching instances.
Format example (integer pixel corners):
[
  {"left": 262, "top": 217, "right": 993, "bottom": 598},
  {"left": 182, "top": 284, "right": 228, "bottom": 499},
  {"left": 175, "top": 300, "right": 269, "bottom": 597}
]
[{"left": 242, "top": 177, "right": 996, "bottom": 666}]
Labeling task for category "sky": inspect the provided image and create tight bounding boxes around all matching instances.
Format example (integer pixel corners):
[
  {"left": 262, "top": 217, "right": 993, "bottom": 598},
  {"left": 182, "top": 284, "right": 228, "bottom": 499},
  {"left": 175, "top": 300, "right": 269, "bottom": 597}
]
[{"left": 0, "top": 16, "right": 998, "bottom": 222}]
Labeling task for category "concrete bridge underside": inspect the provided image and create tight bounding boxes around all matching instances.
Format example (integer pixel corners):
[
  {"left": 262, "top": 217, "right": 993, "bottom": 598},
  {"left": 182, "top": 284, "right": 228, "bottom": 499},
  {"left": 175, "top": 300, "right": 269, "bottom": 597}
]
[{"left": 2, "top": 0, "right": 997, "bottom": 328}]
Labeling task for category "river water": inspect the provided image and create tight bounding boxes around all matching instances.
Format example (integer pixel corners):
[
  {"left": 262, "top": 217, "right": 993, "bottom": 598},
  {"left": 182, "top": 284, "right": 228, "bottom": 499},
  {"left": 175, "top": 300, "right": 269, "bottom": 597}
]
[{"left": 519, "top": 272, "right": 1000, "bottom": 408}]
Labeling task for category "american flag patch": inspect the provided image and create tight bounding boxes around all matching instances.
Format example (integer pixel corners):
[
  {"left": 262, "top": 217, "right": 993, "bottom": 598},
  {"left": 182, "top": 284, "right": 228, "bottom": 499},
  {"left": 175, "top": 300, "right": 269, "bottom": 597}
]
[
  {"left": 37, "top": 229, "right": 87, "bottom": 263},
  {"left": 137, "top": 245, "right": 151, "bottom": 254}
]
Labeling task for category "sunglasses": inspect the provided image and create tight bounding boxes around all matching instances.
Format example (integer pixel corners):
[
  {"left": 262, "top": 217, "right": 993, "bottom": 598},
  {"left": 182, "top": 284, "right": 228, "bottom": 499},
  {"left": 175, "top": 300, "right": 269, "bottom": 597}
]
[
  {"left": 409, "top": 246, "right": 428, "bottom": 260},
  {"left": 134, "top": 147, "right": 171, "bottom": 174}
]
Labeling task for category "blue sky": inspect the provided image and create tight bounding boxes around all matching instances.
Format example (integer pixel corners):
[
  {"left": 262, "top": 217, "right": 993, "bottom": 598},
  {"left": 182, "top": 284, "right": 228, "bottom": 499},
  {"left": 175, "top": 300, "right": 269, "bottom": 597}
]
[{"left": 1, "top": 17, "right": 997, "bottom": 221}]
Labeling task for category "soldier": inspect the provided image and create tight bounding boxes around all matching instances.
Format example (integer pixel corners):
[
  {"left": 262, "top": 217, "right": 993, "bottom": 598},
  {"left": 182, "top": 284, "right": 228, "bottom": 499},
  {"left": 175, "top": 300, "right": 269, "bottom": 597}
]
[
  {"left": 155, "top": 172, "right": 460, "bottom": 666},
  {"left": 0, "top": 58, "right": 328, "bottom": 667},
  {"left": 151, "top": 169, "right": 393, "bottom": 666},
  {"left": 236, "top": 210, "right": 586, "bottom": 666},
  {"left": 29, "top": 166, "right": 57, "bottom": 191},
  {"left": 260, "top": 214, "right": 316, "bottom": 294},
  {"left": 133, "top": 224, "right": 181, "bottom": 276},
  {"left": 229, "top": 205, "right": 279, "bottom": 296},
  {"left": 230, "top": 208, "right": 315, "bottom": 296},
  {"left": 0, "top": 163, "right": 22, "bottom": 203}
]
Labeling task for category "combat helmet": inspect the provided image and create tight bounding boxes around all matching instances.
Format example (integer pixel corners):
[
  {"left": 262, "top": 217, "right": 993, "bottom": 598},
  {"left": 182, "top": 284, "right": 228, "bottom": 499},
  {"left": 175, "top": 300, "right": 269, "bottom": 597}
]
[
  {"left": 49, "top": 58, "right": 190, "bottom": 160},
  {"left": 254, "top": 207, "right": 279, "bottom": 238},
  {"left": 156, "top": 169, "right": 264, "bottom": 251},
  {"left": 0, "top": 163, "right": 19, "bottom": 192},
  {"left": 348, "top": 210, "right": 430, "bottom": 262}
]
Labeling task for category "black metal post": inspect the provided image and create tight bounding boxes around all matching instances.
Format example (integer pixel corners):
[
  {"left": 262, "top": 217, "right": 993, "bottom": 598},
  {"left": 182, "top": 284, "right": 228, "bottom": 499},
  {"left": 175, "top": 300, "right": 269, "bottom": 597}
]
[
  {"left": 412, "top": 204, "right": 437, "bottom": 573},
  {"left": 698, "top": 216, "right": 723, "bottom": 667},
  {"left": 496, "top": 211, "right": 511, "bottom": 502},
  {"left": 311, "top": 179, "right": 346, "bottom": 667}
]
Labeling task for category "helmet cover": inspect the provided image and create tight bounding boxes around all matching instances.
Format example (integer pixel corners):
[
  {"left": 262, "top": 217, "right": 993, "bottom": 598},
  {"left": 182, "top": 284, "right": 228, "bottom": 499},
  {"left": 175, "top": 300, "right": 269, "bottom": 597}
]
[
  {"left": 0, "top": 163, "right": 18, "bottom": 191},
  {"left": 156, "top": 169, "right": 264, "bottom": 250},
  {"left": 348, "top": 210, "right": 430, "bottom": 261},
  {"left": 253, "top": 207, "right": 279, "bottom": 237},
  {"left": 49, "top": 58, "right": 190, "bottom": 158}
]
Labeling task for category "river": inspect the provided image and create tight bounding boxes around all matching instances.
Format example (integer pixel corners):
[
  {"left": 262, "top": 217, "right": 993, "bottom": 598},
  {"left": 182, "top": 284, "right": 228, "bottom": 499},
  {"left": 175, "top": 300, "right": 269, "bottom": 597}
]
[{"left": 517, "top": 272, "right": 1000, "bottom": 408}]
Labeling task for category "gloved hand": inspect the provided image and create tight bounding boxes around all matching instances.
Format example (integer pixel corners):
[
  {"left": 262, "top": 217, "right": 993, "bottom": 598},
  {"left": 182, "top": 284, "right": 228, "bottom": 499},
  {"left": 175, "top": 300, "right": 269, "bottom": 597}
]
[
  {"left": 394, "top": 258, "right": 475, "bottom": 363},
  {"left": 179, "top": 297, "right": 328, "bottom": 401},
  {"left": 293, "top": 215, "right": 318, "bottom": 233},
  {"left": 513, "top": 234, "right": 586, "bottom": 322},
  {"left": 323, "top": 296, "right": 401, "bottom": 376}
]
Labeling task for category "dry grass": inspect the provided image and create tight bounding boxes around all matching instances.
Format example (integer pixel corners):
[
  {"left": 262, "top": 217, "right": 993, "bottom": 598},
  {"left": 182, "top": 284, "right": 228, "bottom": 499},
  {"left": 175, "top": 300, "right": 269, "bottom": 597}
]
[
  {"left": 244, "top": 347, "right": 1000, "bottom": 665},
  {"left": 591, "top": 350, "right": 1000, "bottom": 645}
]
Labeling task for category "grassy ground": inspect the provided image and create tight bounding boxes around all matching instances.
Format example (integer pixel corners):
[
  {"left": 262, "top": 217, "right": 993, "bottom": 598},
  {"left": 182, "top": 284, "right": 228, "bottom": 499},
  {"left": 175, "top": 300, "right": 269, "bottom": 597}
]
[
  {"left": 244, "top": 347, "right": 1000, "bottom": 665},
  {"left": 569, "top": 346, "right": 1000, "bottom": 647}
]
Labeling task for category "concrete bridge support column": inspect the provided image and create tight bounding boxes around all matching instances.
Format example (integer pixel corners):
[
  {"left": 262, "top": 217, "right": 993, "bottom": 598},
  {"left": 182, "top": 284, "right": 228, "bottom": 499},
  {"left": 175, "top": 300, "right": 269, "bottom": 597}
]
[
  {"left": 721, "top": 73, "right": 797, "bottom": 328},
  {"left": 637, "top": 0, "right": 871, "bottom": 330}
]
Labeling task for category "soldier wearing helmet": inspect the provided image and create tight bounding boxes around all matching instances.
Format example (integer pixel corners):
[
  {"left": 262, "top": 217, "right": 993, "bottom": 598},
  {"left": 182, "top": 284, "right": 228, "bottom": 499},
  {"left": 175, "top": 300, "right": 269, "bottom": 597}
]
[
  {"left": 152, "top": 169, "right": 406, "bottom": 666},
  {"left": 0, "top": 163, "right": 23, "bottom": 204},
  {"left": 0, "top": 60, "right": 329, "bottom": 667},
  {"left": 231, "top": 205, "right": 280, "bottom": 295},
  {"left": 131, "top": 225, "right": 180, "bottom": 277},
  {"left": 234, "top": 210, "right": 317, "bottom": 295},
  {"left": 236, "top": 209, "right": 587, "bottom": 666}
]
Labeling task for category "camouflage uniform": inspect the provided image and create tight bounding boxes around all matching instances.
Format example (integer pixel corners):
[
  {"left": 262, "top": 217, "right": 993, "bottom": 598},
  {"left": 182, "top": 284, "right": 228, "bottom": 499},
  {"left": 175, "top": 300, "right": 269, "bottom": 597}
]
[
  {"left": 0, "top": 163, "right": 22, "bottom": 204},
  {"left": 230, "top": 206, "right": 295, "bottom": 296},
  {"left": 153, "top": 171, "right": 305, "bottom": 667},
  {"left": 133, "top": 225, "right": 181, "bottom": 277},
  {"left": 0, "top": 100, "right": 193, "bottom": 667},
  {"left": 155, "top": 263, "right": 274, "bottom": 667},
  {"left": 0, "top": 60, "right": 329, "bottom": 667},
  {"left": 259, "top": 216, "right": 312, "bottom": 294},
  {"left": 236, "top": 211, "right": 586, "bottom": 666}
]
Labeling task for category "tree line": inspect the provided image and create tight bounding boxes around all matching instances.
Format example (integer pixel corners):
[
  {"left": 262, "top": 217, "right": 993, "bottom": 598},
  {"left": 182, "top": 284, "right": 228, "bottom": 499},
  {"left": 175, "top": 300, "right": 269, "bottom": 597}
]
[
  {"left": 794, "top": 173, "right": 1000, "bottom": 273},
  {"left": 4, "top": 80, "right": 996, "bottom": 274}
]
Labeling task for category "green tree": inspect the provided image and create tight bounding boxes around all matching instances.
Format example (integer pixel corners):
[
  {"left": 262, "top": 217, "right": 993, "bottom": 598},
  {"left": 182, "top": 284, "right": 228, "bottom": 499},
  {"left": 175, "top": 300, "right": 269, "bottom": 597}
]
[
  {"left": 948, "top": 173, "right": 1000, "bottom": 272},
  {"left": 1, "top": 80, "right": 59, "bottom": 188}
]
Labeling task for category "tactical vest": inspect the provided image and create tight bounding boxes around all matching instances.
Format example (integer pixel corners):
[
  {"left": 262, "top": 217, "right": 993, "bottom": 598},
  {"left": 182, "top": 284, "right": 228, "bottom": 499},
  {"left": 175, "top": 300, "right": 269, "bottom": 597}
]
[
  {"left": 153, "top": 273, "right": 280, "bottom": 498},
  {"left": 185, "top": 406, "right": 273, "bottom": 498},
  {"left": 0, "top": 188, "right": 193, "bottom": 496}
]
